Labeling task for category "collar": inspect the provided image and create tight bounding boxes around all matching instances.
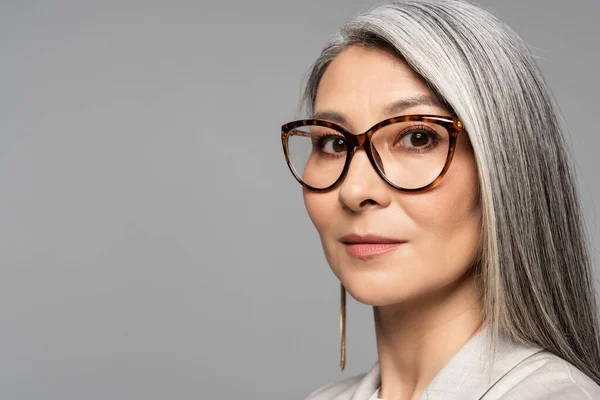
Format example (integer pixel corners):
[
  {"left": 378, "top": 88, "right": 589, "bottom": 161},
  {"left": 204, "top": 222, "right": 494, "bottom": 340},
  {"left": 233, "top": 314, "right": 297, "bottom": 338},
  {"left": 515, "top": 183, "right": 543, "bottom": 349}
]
[{"left": 350, "top": 326, "right": 544, "bottom": 400}]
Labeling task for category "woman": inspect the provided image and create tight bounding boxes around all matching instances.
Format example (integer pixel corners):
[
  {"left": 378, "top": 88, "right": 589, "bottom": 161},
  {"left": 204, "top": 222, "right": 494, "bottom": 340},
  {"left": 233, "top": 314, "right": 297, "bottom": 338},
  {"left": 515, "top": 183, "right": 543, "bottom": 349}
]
[{"left": 280, "top": 0, "right": 600, "bottom": 399}]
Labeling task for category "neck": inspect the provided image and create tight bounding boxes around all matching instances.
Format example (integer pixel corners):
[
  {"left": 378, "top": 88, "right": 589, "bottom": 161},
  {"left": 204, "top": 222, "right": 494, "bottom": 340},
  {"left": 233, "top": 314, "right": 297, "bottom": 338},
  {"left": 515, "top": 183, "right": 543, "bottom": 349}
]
[{"left": 373, "top": 270, "right": 484, "bottom": 400}]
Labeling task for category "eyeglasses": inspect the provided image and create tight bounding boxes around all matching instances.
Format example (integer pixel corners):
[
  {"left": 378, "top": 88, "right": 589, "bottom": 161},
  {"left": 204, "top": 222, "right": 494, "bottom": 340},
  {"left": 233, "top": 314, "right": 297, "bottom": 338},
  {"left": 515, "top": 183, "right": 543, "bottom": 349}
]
[{"left": 281, "top": 114, "right": 464, "bottom": 192}]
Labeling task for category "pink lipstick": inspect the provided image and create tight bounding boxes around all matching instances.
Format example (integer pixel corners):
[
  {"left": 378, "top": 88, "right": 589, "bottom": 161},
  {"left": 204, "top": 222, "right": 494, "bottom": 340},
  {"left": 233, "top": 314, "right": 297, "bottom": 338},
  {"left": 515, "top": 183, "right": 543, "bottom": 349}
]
[{"left": 340, "top": 234, "right": 406, "bottom": 260}]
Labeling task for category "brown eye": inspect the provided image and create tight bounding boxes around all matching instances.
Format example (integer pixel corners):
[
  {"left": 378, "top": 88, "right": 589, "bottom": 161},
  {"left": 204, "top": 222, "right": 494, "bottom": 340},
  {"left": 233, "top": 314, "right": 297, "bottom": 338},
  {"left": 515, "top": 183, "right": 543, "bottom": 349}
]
[
  {"left": 320, "top": 136, "right": 347, "bottom": 154},
  {"left": 395, "top": 128, "right": 439, "bottom": 152},
  {"left": 404, "top": 131, "right": 431, "bottom": 147}
]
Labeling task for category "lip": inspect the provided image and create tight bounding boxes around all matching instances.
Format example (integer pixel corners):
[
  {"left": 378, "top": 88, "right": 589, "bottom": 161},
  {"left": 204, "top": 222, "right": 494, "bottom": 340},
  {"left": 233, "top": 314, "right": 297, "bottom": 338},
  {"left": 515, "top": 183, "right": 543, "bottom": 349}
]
[{"left": 339, "top": 234, "right": 407, "bottom": 260}]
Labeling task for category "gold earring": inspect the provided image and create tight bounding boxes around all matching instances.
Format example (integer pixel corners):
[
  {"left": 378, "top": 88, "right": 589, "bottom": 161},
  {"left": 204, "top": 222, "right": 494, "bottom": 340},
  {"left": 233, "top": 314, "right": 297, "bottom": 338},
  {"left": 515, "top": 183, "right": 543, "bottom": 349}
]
[{"left": 340, "top": 282, "right": 346, "bottom": 371}]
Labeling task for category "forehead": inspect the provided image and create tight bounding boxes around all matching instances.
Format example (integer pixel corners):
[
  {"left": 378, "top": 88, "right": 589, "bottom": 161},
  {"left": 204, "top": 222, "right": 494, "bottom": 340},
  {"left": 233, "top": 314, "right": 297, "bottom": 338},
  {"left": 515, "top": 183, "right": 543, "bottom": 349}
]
[{"left": 314, "top": 46, "right": 443, "bottom": 127}]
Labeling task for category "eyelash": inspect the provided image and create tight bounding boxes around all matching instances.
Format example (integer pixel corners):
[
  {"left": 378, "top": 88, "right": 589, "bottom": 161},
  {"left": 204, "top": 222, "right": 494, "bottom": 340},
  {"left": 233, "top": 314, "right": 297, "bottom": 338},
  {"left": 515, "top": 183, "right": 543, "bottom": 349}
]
[
  {"left": 311, "top": 132, "right": 347, "bottom": 158},
  {"left": 394, "top": 125, "right": 441, "bottom": 153},
  {"left": 311, "top": 126, "right": 440, "bottom": 154}
]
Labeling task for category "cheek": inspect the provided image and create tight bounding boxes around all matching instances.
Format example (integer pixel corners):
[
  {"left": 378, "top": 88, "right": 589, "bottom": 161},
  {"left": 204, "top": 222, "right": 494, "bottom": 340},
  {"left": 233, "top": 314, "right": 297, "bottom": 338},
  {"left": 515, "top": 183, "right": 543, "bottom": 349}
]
[
  {"left": 400, "top": 150, "right": 482, "bottom": 264},
  {"left": 303, "top": 189, "right": 347, "bottom": 278},
  {"left": 303, "top": 189, "right": 338, "bottom": 233}
]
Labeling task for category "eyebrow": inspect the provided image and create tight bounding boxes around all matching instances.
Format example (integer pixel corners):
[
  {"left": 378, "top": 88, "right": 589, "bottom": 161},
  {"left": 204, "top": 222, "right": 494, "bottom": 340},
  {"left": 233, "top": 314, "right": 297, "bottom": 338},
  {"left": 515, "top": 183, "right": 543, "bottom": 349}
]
[{"left": 312, "top": 94, "right": 449, "bottom": 129}]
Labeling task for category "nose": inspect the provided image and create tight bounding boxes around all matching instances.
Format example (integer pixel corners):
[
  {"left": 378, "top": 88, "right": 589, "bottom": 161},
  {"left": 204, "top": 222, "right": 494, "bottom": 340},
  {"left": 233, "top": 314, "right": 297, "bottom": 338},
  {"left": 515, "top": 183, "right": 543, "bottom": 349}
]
[{"left": 338, "top": 147, "right": 392, "bottom": 212}]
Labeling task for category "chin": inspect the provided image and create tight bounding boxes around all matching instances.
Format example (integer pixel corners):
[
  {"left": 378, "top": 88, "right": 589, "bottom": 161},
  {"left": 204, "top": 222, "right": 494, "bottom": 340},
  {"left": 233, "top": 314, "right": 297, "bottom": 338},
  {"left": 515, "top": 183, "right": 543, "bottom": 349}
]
[{"left": 342, "top": 278, "right": 412, "bottom": 307}]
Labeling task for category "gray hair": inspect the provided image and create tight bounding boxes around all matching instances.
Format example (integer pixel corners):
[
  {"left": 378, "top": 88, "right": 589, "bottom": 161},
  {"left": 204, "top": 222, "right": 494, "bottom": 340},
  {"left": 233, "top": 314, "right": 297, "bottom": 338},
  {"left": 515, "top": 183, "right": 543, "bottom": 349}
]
[{"left": 301, "top": 0, "right": 600, "bottom": 383}]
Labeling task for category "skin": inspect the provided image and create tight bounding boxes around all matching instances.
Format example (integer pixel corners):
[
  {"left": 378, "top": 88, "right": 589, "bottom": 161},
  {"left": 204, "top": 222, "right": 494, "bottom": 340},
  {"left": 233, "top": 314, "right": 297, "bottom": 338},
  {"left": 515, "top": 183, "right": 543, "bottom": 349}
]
[{"left": 304, "top": 46, "right": 485, "bottom": 400}]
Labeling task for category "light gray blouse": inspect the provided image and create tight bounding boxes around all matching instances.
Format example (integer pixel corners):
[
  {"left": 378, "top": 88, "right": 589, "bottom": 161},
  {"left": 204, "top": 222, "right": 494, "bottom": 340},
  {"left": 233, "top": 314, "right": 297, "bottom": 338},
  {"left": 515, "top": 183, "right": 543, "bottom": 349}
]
[{"left": 306, "top": 327, "right": 600, "bottom": 399}]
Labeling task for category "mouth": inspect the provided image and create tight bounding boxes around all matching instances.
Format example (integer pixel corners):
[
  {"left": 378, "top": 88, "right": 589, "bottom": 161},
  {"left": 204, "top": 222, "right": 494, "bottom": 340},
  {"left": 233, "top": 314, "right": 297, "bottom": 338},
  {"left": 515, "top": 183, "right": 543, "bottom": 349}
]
[{"left": 339, "top": 234, "right": 407, "bottom": 260}]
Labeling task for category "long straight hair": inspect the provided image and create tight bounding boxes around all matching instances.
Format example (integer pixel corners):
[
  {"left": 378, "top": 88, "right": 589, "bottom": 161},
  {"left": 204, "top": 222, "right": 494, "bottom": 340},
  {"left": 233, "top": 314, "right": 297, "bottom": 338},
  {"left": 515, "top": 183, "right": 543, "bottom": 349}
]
[{"left": 301, "top": 0, "right": 600, "bottom": 384}]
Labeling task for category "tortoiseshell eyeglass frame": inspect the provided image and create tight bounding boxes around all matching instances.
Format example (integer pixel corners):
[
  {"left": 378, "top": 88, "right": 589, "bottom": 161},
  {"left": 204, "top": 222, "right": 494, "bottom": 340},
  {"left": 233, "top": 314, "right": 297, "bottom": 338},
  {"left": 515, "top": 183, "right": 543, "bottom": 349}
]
[{"left": 281, "top": 114, "right": 465, "bottom": 193}]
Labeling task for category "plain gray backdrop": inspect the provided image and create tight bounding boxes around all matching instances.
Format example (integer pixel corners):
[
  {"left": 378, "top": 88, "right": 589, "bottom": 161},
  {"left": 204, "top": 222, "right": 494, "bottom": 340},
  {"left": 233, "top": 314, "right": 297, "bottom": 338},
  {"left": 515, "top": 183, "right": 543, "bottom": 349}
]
[{"left": 1, "top": 0, "right": 598, "bottom": 399}]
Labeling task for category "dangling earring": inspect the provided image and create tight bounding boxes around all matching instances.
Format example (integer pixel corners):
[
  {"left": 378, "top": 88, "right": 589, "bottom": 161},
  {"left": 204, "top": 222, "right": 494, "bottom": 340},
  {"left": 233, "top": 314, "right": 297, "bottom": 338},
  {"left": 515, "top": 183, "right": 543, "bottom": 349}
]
[{"left": 340, "top": 282, "right": 346, "bottom": 371}]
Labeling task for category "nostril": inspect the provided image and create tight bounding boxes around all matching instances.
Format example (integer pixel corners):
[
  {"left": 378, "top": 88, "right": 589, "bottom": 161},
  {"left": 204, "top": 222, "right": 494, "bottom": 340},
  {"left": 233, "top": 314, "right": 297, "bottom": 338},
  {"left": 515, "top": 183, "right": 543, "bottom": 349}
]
[{"left": 359, "top": 199, "right": 378, "bottom": 208}]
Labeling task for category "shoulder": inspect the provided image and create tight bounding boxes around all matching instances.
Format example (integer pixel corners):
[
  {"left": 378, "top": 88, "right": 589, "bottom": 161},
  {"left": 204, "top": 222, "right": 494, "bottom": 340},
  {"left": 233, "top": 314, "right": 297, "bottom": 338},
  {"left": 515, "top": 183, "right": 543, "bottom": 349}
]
[
  {"left": 305, "top": 372, "right": 366, "bottom": 400},
  {"left": 489, "top": 350, "right": 600, "bottom": 400},
  {"left": 305, "top": 361, "right": 380, "bottom": 399}
]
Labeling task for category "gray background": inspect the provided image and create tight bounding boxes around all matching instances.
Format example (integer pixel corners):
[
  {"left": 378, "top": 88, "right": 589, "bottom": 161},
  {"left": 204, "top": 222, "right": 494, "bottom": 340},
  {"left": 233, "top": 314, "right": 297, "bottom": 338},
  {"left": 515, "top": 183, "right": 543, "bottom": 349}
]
[{"left": 0, "top": 0, "right": 598, "bottom": 399}]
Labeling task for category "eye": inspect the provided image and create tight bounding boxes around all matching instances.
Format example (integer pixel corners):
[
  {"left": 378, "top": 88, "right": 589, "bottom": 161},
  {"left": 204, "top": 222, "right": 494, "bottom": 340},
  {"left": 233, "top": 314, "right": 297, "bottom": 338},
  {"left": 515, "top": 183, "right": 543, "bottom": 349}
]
[
  {"left": 315, "top": 135, "right": 347, "bottom": 155},
  {"left": 396, "top": 128, "right": 439, "bottom": 151},
  {"left": 402, "top": 131, "right": 431, "bottom": 147}
]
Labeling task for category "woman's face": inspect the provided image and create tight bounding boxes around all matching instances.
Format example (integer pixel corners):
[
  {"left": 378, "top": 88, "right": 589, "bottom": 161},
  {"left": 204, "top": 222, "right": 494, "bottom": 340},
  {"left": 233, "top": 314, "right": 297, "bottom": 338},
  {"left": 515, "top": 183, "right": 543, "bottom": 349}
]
[{"left": 304, "top": 46, "right": 482, "bottom": 306}]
